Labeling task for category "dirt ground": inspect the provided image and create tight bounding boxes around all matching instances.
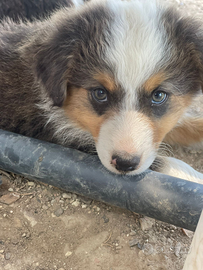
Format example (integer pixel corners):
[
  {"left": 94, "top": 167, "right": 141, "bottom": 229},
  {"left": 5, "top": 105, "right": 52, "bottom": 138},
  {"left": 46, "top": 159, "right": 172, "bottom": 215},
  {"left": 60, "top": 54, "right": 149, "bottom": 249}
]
[{"left": 0, "top": 0, "right": 203, "bottom": 270}]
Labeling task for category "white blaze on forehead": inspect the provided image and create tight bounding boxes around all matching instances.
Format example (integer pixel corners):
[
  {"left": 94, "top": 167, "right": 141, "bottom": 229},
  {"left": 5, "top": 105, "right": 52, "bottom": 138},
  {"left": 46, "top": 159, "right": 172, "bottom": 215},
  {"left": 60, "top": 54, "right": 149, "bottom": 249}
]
[{"left": 105, "top": 0, "right": 169, "bottom": 108}]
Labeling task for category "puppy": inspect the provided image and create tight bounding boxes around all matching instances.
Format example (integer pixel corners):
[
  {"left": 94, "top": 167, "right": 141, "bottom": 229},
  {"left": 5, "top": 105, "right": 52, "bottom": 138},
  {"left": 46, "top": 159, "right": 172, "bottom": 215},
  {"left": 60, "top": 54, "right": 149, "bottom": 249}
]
[{"left": 0, "top": 0, "right": 203, "bottom": 183}]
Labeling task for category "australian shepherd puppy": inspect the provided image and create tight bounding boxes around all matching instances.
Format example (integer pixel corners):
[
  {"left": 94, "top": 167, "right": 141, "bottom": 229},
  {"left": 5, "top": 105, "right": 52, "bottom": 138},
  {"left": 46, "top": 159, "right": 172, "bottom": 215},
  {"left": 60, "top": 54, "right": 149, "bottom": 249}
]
[{"left": 0, "top": 0, "right": 203, "bottom": 183}]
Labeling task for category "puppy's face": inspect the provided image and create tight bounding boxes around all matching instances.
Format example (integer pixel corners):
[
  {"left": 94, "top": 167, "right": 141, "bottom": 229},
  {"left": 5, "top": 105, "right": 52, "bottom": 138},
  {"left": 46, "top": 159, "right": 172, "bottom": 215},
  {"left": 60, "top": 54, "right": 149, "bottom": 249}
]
[
  {"left": 63, "top": 71, "right": 194, "bottom": 175},
  {"left": 34, "top": 0, "right": 203, "bottom": 174}
]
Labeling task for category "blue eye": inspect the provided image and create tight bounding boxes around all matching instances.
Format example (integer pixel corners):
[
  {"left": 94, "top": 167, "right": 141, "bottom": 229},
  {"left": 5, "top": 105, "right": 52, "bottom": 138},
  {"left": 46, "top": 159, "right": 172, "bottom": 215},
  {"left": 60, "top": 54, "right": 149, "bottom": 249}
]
[
  {"left": 152, "top": 91, "right": 167, "bottom": 105},
  {"left": 92, "top": 88, "right": 107, "bottom": 102}
]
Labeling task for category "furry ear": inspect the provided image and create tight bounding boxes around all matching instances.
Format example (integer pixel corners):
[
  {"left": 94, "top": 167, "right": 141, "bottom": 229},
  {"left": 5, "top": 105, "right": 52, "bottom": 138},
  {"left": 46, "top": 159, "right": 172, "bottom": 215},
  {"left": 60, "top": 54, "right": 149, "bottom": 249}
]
[
  {"left": 33, "top": 40, "right": 74, "bottom": 107},
  {"left": 163, "top": 8, "right": 203, "bottom": 94}
]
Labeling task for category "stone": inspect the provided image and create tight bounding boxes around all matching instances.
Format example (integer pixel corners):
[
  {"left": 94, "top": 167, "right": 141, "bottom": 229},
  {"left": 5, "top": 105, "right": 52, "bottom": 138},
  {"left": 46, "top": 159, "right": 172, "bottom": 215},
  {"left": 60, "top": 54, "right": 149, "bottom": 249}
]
[
  {"left": 72, "top": 194, "right": 77, "bottom": 200},
  {"left": 65, "top": 251, "right": 72, "bottom": 257},
  {"left": 174, "top": 242, "right": 182, "bottom": 257},
  {"left": 139, "top": 217, "right": 155, "bottom": 231},
  {"left": 27, "top": 182, "right": 35, "bottom": 187},
  {"left": 54, "top": 208, "right": 64, "bottom": 217},
  {"left": 71, "top": 200, "right": 80, "bottom": 207},
  {"left": 62, "top": 193, "right": 72, "bottom": 199},
  {"left": 4, "top": 253, "right": 11, "bottom": 260},
  {"left": 129, "top": 238, "right": 139, "bottom": 247},
  {"left": 0, "top": 193, "right": 20, "bottom": 205},
  {"left": 102, "top": 215, "right": 109, "bottom": 223},
  {"left": 42, "top": 205, "right": 49, "bottom": 210}
]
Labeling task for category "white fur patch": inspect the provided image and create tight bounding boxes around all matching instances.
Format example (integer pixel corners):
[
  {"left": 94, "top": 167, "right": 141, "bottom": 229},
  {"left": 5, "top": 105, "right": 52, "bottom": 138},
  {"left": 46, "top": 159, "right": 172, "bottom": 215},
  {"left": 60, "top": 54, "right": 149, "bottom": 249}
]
[
  {"left": 105, "top": 0, "right": 170, "bottom": 109},
  {"left": 157, "top": 156, "right": 203, "bottom": 184}
]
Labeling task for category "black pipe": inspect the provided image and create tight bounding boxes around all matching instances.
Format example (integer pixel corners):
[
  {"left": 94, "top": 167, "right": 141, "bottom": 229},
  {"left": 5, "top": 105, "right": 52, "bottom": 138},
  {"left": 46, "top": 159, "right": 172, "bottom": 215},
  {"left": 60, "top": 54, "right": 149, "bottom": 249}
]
[{"left": 0, "top": 129, "right": 202, "bottom": 231}]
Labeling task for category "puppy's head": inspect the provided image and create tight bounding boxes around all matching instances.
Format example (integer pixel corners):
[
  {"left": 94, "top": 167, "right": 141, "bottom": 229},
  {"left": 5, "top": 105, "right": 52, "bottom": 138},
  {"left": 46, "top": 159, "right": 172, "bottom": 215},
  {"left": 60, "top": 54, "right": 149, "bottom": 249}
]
[{"left": 32, "top": 0, "right": 203, "bottom": 174}]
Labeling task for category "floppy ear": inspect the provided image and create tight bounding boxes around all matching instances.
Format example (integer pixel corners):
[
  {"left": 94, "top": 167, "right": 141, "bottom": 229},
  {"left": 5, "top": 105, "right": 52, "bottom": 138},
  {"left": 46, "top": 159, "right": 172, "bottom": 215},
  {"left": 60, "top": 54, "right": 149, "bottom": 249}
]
[
  {"left": 33, "top": 39, "right": 75, "bottom": 107},
  {"left": 163, "top": 8, "right": 203, "bottom": 94},
  {"left": 184, "top": 18, "right": 203, "bottom": 93}
]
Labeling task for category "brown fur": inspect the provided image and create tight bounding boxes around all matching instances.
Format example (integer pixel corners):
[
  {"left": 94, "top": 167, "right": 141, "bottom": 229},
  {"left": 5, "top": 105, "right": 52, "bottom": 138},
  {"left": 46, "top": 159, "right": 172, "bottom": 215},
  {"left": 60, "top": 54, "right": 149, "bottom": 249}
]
[
  {"left": 93, "top": 73, "right": 116, "bottom": 92},
  {"left": 153, "top": 95, "right": 193, "bottom": 144},
  {"left": 63, "top": 86, "right": 107, "bottom": 139},
  {"left": 165, "top": 117, "right": 203, "bottom": 146},
  {"left": 144, "top": 72, "right": 166, "bottom": 93}
]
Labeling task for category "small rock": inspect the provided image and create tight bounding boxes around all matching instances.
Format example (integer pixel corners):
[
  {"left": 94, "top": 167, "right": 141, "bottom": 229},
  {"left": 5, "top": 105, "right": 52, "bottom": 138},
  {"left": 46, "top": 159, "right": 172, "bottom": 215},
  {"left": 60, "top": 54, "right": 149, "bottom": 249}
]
[
  {"left": 81, "top": 204, "right": 87, "bottom": 209},
  {"left": 181, "top": 228, "right": 194, "bottom": 238},
  {"left": 58, "top": 268, "right": 65, "bottom": 270},
  {"left": 116, "top": 246, "right": 122, "bottom": 250},
  {"left": 137, "top": 243, "right": 144, "bottom": 250},
  {"left": 102, "top": 215, "right": 109, "bottom": 223},
  {"left": 0, "top": 250, "right": 4, "bottom": 254},
  {"left": 96, "top": 207, "right": 100, "bottom": 212},
  {"left": 65, "top": 251, "right": 72, "bottom": 257},
  {"left": 71, "top": 200, "right": 80, "bottom": 207},
  {"left": 129, "top": 238, "right": 139, "bottom": 247},
  {"left": 42, "top": 205, "right": 49, "bottom": 210},
  {"left": 0, "top": 193, "right": 20, "bottom": 205},
  {"left": 27, "top": 182, "right": 35, "bottom": 187},
  {"left": 129, "top": 230, "right": 136, "bottom": 236},
  {"left": 51, "top": 199, "right": 55, "bottom": 205},
  {"left": 22, "top": 233, "right": 26, "bottom": 238},
  {"left": 72, "top": 194, "right": 77, "bottom": 200},
  {"left": 80, "top": 197, "right": 92, "bottom": 205},
  {"left": 139, "top": 217, "right": 155, "bottom": 231},
  {"left": 54, "top": 208, "right": 64, "bottom": 217},
  {"left": 62, "top": 193, "right": 72, "bottom": 199},
  {"left": 8, "top": 188, "right": 13, "bottom": 192},
  {"left": 167, "top": 238, "right": 173, "bottom": 245},
  {"left": 174, "top": 242, "right": 182, "bottom": 257},
  {"left": 170, "top": 225, "right": 177, "bottom": 230},
  {"left": 4, "top": 253, "right": 11, "bottom": 260}
]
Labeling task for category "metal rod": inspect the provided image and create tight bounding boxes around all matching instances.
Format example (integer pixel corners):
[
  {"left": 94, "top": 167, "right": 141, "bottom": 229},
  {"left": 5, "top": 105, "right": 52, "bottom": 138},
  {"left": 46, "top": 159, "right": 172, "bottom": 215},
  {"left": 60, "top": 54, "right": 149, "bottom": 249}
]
[{"left": 0, "top": 129, "right": 202, "bottom": 231}]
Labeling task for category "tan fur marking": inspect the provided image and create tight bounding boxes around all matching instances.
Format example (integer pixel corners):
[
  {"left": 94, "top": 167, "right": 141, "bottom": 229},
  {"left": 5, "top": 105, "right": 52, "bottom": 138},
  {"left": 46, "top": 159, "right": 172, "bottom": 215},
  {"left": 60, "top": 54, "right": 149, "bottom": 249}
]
[
  {"left": 144, "top": 72, "right": 166, "bottom": 93},
  {"left": 94, "top": 73, "right": 116, "bottom": 92},
  {"left": 153, "top": 95, "right": 193, "bottom": 145},
  {"left": 165, "top": 117, "right": 203, "bottom": 146},
  {"left": 63, "top": 87, "right": 111, "bottom": 139}
]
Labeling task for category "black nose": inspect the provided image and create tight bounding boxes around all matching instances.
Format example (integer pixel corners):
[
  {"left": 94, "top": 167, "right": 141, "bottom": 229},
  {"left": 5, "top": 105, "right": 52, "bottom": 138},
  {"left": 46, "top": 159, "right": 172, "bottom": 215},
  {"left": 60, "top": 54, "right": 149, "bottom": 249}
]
[{"left": 111, "top": 155, "right": 140, "bottom": 172}]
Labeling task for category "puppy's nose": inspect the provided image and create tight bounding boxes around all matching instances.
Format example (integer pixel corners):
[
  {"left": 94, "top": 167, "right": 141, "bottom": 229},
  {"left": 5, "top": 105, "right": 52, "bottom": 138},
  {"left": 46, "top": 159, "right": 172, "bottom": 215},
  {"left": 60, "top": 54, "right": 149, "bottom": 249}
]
[{"left": 111, "top": 155, "right": 140, "bottom": 172}]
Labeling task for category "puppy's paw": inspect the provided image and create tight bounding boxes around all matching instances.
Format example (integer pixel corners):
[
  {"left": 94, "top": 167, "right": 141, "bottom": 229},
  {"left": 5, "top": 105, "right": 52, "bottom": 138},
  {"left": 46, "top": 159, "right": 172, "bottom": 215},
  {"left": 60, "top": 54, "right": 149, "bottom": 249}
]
[{"left": 151, "top": 156, "right": 203, "bottom": 184}]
